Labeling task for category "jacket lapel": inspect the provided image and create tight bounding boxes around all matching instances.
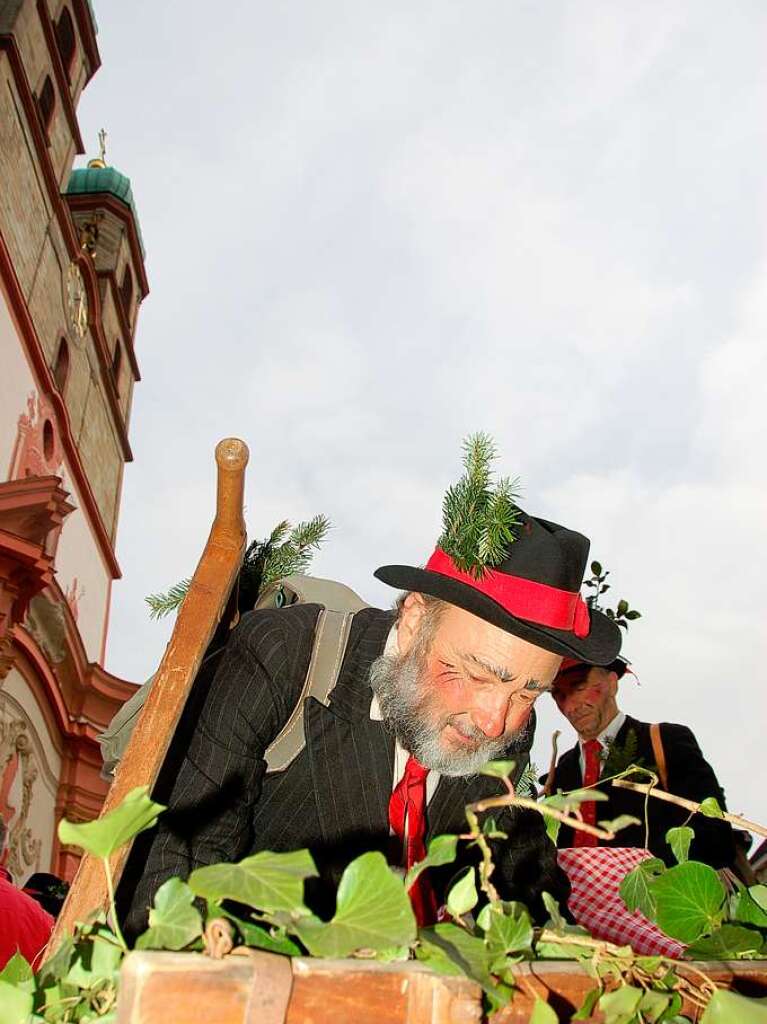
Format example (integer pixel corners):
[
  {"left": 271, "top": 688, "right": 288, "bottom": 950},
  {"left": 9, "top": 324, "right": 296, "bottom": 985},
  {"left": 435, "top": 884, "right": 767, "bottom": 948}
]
[{"left": 304, "top": 609, "right": 395, "bottom": 848}]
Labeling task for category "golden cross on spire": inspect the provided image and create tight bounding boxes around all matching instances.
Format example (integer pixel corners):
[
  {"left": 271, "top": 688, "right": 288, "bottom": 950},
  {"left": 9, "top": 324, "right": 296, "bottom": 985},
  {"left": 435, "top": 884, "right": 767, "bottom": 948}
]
[{"left": 87, "top": 128, "right": 108, "bottom": 169}]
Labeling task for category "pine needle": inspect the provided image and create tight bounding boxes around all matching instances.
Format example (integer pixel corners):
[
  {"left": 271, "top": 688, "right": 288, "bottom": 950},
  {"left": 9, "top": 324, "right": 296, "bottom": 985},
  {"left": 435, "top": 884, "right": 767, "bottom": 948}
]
[
  {"left": 438, "top": 433, "right": 522, "bottom": 577},
  {"left": 145, "top": 515, "right": 332, "bottom": 620}
]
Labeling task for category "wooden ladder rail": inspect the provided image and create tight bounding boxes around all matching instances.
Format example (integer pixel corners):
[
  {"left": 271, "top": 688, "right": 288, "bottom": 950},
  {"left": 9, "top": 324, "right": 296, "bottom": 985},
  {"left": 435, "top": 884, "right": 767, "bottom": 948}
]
[{"left": 47, "top": 438, "right": 249, "bottom": 954}]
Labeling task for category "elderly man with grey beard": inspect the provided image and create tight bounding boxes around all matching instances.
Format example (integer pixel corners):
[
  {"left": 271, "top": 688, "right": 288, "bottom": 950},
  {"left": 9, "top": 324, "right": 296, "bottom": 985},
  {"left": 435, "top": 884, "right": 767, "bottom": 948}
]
[{"left": 120, "top": 443, "right": 623, "bottom": 936}]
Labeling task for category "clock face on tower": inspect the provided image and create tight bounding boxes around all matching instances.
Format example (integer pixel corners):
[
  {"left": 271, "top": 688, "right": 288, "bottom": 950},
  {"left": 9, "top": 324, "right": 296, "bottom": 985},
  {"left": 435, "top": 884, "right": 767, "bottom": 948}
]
[{"left": 66, "top": 261, "right": 88, "bottom": 342}]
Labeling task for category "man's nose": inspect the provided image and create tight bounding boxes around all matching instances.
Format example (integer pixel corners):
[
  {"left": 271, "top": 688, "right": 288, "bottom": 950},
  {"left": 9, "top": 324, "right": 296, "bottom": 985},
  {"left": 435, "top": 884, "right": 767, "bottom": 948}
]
[{"left": 470, "top": 693, "right": 511, "bottom": 739}]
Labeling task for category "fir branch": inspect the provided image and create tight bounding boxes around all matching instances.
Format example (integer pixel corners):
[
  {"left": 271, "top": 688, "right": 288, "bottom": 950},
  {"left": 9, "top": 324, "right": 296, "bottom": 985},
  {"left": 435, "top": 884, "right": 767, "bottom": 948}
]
[
  {"left": 146, "top": 515, "right": 331, "bottom": 620},
  {"left": 145, "top": 579, "right": 191, "bottom": 620},
  {"left": 438, "top": 433, "right": 522, "bottom": 578}
]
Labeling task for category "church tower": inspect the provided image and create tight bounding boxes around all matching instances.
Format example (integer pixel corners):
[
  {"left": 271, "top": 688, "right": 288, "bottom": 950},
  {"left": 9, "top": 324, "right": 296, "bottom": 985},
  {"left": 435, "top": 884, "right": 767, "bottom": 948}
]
[{"left": 0, "top": 1, "right": 147, "bottom": 882}]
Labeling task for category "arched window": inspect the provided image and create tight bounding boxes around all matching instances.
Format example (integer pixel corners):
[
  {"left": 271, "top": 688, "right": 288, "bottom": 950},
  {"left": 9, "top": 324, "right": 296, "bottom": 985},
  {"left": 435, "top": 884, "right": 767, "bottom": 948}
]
[
  {"left": 120, "top": 265, "right": 134, "bottom": 321},
  {"left": 112, "top": 341, "right": 122, "bottom": 394},
  {"left": 55, "top": 8, "right": 76, "bottom": 76},
  {"left": 53, "top": 337, "right": 70, "bottom": 393},
  {"left": 37, "top": 76, "right": 55, "bottom": 133}
]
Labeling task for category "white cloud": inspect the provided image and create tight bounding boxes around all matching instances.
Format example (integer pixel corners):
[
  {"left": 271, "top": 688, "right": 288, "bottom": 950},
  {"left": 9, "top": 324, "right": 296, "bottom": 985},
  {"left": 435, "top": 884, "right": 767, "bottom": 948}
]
[{"left": 81, "top": 1, "right": 767, "bottom": 832}]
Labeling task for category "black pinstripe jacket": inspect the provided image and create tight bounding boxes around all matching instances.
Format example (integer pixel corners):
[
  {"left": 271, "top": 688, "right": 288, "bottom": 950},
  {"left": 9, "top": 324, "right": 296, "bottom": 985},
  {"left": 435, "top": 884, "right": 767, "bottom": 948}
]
[{"left": 120, "top": 605, "right": 568, "bottom": 936}]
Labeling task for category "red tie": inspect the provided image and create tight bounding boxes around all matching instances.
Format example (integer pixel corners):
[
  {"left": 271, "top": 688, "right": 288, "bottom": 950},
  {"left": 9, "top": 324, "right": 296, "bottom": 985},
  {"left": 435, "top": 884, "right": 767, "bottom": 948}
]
[
  {"left": 574, "top": 739, "right": 602, "bottom": 848},
  {"left": 389, "top": 755, "right": 438, "bottom": 925}
]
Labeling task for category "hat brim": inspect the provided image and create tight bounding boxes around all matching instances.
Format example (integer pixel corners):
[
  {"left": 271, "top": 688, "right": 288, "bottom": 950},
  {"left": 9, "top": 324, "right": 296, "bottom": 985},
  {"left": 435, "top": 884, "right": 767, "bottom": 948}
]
[{"left": 374, "top": 564, "right": 621, "bottom": 665}]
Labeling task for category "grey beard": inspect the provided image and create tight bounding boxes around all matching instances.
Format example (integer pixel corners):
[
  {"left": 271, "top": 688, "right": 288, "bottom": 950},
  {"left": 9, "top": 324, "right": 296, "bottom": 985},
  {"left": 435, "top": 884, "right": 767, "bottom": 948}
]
[{"left": 369, "top": 648, "right": 517, "bottom": 778}]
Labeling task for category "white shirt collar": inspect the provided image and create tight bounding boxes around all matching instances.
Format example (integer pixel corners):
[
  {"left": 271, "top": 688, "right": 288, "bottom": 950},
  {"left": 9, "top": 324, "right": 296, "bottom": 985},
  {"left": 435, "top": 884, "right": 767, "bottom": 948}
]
[{"left": 578, "top": 711, "right": 626, "bottom": 775}]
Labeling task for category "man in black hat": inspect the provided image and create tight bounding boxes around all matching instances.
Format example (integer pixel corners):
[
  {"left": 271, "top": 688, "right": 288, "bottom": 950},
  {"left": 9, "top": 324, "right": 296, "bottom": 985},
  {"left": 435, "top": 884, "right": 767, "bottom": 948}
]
[
  {"left": 122, "top": 436, "right": 623, "bottom": 934},
  {"left": 546, "top": 658, "right": 736, "bottom": 868}
]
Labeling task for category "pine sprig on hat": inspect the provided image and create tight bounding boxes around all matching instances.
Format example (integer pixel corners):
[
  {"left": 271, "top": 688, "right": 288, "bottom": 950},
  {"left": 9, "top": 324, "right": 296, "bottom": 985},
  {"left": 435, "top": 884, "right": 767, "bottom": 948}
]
[{"left": 438, "top": 433, "right": 522, "bottom": 579}]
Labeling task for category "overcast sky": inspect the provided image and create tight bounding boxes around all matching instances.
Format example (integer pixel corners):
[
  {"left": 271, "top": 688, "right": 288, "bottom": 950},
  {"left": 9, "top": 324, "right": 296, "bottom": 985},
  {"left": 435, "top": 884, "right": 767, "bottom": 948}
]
[{"left": 77, "top": 2, "right": 766, "bottom": 830}]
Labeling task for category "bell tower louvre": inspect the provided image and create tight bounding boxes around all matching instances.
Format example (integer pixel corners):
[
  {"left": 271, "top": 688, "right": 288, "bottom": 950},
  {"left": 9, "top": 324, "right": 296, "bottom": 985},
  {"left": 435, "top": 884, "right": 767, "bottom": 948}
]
[{"left": 0, "top": 0, "right": 147, "bottom": 883}]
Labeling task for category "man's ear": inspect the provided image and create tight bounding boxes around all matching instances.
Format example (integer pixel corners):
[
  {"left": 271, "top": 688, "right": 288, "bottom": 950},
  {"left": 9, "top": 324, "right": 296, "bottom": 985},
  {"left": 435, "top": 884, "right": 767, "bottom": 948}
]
[
  {"left": 606, "top": 670, "right": 619, "bottom": 697},
  {"left": 396, "top": 592, "right": 427, "bottom": 655}
]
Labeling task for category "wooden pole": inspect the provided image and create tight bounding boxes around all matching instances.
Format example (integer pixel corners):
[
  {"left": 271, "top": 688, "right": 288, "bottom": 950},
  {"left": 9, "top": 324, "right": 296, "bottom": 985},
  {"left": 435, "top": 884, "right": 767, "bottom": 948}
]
[{"left": 47, "top": 439, "right": 249, "bottom": 954}]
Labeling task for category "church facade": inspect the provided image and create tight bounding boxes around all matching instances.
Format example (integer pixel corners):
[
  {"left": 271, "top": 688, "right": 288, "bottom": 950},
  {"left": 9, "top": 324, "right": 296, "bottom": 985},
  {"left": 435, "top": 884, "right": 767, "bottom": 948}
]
[{"left": 0, "top": 0, "right": 145, "bottom": 883}]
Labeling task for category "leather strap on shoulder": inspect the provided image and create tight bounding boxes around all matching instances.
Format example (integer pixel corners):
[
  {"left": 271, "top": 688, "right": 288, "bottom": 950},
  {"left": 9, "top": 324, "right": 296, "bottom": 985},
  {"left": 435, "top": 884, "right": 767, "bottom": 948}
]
[
  {"left": 649, "top": 723, "right": 669, "bottom": 791},
  {"left": 264, "top": 608, "right": 356, "bottom": 773}
]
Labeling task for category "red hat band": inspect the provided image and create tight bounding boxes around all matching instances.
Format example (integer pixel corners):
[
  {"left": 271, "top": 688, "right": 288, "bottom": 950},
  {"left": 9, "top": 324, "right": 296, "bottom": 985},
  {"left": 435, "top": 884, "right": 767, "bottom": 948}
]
[{"left": 424, "top": 548, "right": 591, "bottom": 638}]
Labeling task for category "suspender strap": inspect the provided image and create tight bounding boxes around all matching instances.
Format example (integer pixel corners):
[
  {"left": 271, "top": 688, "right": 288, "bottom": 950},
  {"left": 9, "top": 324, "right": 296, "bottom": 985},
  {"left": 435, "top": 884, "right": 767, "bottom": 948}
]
[
  {"left": 264, "top": 609, "right": 356, "bottom": 773},
  {"left": 649, "top": 723, "right": 669, "bottom": 791}
]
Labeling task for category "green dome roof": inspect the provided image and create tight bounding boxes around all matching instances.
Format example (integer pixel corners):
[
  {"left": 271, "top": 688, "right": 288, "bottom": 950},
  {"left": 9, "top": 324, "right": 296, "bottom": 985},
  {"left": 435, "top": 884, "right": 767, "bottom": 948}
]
[{"left": 66, "top": 166, "right": 145, "bottom": 256}]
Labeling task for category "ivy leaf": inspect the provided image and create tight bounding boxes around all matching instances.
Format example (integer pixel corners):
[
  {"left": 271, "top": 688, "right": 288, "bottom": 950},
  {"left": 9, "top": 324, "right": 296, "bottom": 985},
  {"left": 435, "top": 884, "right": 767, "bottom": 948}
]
[
  {"left": 530, "top": 997, "right": 558, "bottom": 1024},
  {"left": 0, "top": 952, "right": 33, "bottom": 988},
  {"left": 417, "top": 923, "right": 496, "bottom": 994},
  {"left": 479, "top": 759, "right": 516, "bottom": 780},
  {"left": 650, "top": 862, "right": 726, "bottom": 943},
  {"left": 189, "top": 848, "right": 317, "bottom": 914},
  {"left": 293, "top": 852, "right": 416, "bottom": 957},
  {"left": 447, "top": 868, "right": 478, "bottom": 918},
  {"left": 699, "top": 797, "right": 725, "bottom": 819},
  {"left": 545, "top": 815, "right": 561, "bottom": 844},
  {"left": 732, "top": 888, "right": 767, "bottom": 929},
  {"left": 89, "top": 930, "right": 124, "bottom": 979},
  {"left": 404, "top": 834, "right": 458, "bottom": 890},
  {"left": 0, "top": 980, "right": 33, "bottom": 1024},
  {"left": 620, "top": 869, "right": 658, "bottom": 919},
  {"left": 543, "top": 788, "right": 608, "bottom": 808},
  {"left": 58, "top": 786, "right": 165, "bottom": 859},
  {"left": 135, "top": 878, "right": 203, "bottom": 950},
  {"left": 598, "top": 814, "right": 641, "bottom": 834},
  {"left": 572, "top": 986, "right": 602, "bottom": 1020},
  {"left": 207, "top": 902, "right": 301, "bottom": 955},
  {"left": 542, "top": 891, "right": 566, "bottom": 932},
  {"left": 750, "top": 885, "right": 767, "bottom": 914},
  {"left": 666, "top": 826, "right": 694, "bottom": 865},
  {"left": 478, "top": 901, "right": 533, "bottom": 956},
  {"left": 637, "top": 990, "right": 671, "bottom": 1023},
  {"left": 701, "top": 989, "right": 767, "bottom": 1023},
  {"left": 686, "top": 924, "right": 764, "bottom": 960},
  {"left": 591, "top": 561, "right": 603, "bottom": 576},
  {"left": 599, "top": 984, "right": 643, "bottom": 1024}
]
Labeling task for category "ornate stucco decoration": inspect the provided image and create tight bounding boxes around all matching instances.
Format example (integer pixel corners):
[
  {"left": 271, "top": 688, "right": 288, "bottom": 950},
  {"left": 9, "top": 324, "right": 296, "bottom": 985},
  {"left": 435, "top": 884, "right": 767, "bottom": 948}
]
[{"left": 0, "top": 715, "right": 42, "bottom": 880}]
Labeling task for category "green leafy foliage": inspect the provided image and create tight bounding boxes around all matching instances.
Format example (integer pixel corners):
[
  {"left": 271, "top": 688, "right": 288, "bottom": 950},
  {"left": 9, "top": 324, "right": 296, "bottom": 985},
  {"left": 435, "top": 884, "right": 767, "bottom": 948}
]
[
  {"left": 135, "top": 878, "right": 203, "bottom": 951},
  {"left": 146, "top": 514, "right": 331, "bottom": 618},
  {"left": 294, "top": 852, "right": 416, "bottom": 957},
  {"left": 0, "top": 953, "right": 33, "bottom": 988},
  {"left": 685, "top": 924, "right": 764, "bottom": 959},
  {"left": 404, "top": 834, "right": 459, "bottom": 890},
  {"left": 648, "top": 862, "right": 726, "bottom": 943},
  {"left": 478, "top": 901, "right": 534, "bottom": 959},
  {"left": 699, "top": 797, "right": 726, "bottom": 819},
  {"left": 58, "top": 786, "right": 165, "bottom": 859},
  {"left": 620, "top": 857, "right": 666, "bottom": 918},
  {"left": 701, "top": 989, "right": 767, "bottom": 1023},
  {"left": 437, "top": 433, "right": 522, "bottom": 578},
  {"left": 479, "top": 758, "right": 517, "bottom": 780},
  {"left": 732, "top": 887, "right": 767, "bottom": 929},
  {"left": 666, "top": 825, "right": 695, "bottom": 865},
  {"left": 189, "top": 848, "right": 317, "bottom": 915},
  {"left": 446, "top": 868, "right": 478, "bottom": 918},
  {"left": 529, "top": 997, "right": 558, "bottom": 1023},
  {"left": 0, "top": 980, "right": 33, "bottom": 1024},
  {"left": 599, "top": 984, "right": 642, "bottom": 1024}
]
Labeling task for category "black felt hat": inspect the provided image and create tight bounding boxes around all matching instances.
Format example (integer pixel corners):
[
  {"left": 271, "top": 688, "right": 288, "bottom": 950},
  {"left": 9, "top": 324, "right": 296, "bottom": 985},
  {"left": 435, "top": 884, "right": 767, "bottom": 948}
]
[{"left": 375, "top": 511, "right": 622, "bottom": 665}]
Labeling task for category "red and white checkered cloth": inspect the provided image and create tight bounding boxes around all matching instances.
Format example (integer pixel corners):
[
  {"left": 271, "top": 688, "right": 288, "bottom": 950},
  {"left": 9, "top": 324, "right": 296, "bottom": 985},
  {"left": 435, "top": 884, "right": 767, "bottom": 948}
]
[{"left": 558, "top": 847, "right": 685, "bottom": 959}]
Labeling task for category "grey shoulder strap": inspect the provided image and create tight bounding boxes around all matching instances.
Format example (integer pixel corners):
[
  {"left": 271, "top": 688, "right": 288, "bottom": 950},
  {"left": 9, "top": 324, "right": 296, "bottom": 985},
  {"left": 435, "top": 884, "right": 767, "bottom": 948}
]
[{"left": 263, "top": 607, "right": 357, "bottom": 773}]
